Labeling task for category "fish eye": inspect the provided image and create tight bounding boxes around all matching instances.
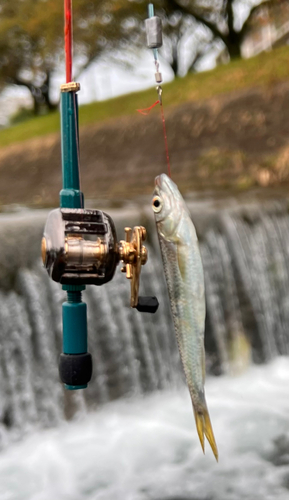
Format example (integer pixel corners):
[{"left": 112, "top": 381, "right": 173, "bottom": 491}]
[{"left": 152, "top": 196, "right": 162, "bottom": 213}]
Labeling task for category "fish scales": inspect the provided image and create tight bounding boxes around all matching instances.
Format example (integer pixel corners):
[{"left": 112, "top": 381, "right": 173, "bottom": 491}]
[
  {"left": 152, "top": 173, "right": 218, "bottom": 461},
  {"left": 159, "top": 214, "right": 205, "bottom": 401}
]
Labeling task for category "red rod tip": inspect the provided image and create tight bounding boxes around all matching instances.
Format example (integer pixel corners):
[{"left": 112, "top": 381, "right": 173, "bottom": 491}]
[{"left": 64, "top": 0, "right": 73, "bottom": 83}]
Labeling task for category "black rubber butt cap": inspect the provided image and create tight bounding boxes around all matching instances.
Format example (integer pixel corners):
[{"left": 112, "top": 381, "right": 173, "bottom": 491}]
[
  {"left": 136, "top": 296, "right": 159, "bottom": 313},
  {"left": 59, "top": 352, "right": 93, "bottom": 386}
]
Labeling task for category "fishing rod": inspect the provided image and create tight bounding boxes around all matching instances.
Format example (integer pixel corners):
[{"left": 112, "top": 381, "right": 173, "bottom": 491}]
[{"left": 41, "top": 0, "right": 158, "bottom": 391}]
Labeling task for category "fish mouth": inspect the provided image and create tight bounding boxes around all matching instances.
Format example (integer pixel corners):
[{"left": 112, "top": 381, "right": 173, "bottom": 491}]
[
  {"left": 155, "top": 173, "right": 167, "bottom": 189},
  {"left": 155, "top": 175, "right": 161, "bottom": 187},
  {"left": 155, "top": 173, "right": 175, "bottom": 199},
  {"left": 154, "top": 175, "right": 162, "bottom": 196}
]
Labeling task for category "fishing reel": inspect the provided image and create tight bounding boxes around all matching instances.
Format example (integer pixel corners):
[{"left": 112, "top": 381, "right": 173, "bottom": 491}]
[
  {"left": 42, "top": 207, "right": 158, "bottom": 390},
  {"left": 42, "top": 207, "right": 159, "bottom": 313}
]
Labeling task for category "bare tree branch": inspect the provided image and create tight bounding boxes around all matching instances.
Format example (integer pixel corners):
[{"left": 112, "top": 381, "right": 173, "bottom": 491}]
[
  {"left": 165, "top": 0, "right": 228, "bottom": 45},
  {"left": 239, "top": 0, "right": 272, "bottom": 40}
]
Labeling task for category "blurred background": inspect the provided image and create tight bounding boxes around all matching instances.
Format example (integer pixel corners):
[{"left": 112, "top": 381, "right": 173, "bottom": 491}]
[{"left": 1, "top": 0, "right": 289, "bottom": 499}]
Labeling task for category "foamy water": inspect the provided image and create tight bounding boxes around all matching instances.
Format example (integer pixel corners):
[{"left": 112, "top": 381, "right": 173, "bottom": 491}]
[{"left": 1, "top": 358, "right": 289, "bottom": 500}]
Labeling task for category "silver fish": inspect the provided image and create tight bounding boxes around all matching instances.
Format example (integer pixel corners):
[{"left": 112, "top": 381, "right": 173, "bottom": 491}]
[{"left": 152, "top": 173, "right": 218, "bottom": 461}]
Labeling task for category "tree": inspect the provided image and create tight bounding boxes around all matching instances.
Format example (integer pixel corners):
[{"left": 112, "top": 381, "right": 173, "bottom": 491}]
[
  {"left": 159, "top": 11, "right": 217, "bottom": 76},
  {"left": 0, "top": 0, "right": 137, "bottom": 114},
  {"left": 0, "top": 0, "right": 285, "bottom": 113},
  {"left": 148, "top": 0, "right": 286, "bottom": 74}
]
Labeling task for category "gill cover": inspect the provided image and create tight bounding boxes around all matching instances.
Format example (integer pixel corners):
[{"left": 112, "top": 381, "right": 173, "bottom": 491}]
[{"left": 152, "top": 174, "right": 182, "bottom": 238}]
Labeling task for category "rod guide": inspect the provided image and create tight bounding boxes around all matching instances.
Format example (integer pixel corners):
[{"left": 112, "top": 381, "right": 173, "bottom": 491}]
[{"left": 60, "top": 82, "right": 81, "bottom": 93}]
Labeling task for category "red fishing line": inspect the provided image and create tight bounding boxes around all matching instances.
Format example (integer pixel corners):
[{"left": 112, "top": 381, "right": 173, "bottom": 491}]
[
  {"left": 64, "top": 0, "right": 72, "bottom": 82},
  {"left": 136, "top": 100, "right": 160, "bottom": 115},
  {"left": 137, "top": 99, "right": 171, "bottom": 177},
  {"left": 160, "top": 102, "right": 171, "bottom": 178}
]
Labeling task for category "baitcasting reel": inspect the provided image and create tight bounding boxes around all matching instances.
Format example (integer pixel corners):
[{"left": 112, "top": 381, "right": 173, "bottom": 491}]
[
  {"left": 42, "top": 207, "right": 159, "bottom": 313},
  {"left": 42, "top": 207, "right": 158, "bottom": 390}
]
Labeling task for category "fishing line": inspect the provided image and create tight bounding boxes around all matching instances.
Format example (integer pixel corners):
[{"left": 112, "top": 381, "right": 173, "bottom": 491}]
[
  {"left": 136, "top": 100, "right": 160, "bottom": 115},
  {"left": 73, "top": 91, "right": 83, "bottom": 208},
  {"left": 136, "top": 95, "right": 171, "bottom": 177},
  {"left": 160, "top": 102, "right": 171, "bottom": 178},
  {"left": 136, "top": 97, "right": 171, "bottom": 177},
  {"left": 137, "top": 4, "right": 172, "bottom": 178}
]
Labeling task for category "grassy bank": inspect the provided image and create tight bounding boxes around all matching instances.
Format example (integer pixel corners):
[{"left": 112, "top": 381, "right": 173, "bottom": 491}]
[{"left": 0, "top": 45, "right": 289, "bottom": 148}]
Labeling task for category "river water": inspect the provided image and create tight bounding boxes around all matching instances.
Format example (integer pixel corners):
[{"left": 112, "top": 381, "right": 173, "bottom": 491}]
[
  {"left": 0, "top": 200, "right": 289, "bottom": 499},
  {"left": 0, "top": 357, "right": 289, "bottom": 500}
]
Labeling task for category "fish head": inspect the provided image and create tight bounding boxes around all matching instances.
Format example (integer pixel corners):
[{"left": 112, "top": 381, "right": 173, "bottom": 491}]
[{"left": 152, "top": 173, "right": 182, "bottom": 238}]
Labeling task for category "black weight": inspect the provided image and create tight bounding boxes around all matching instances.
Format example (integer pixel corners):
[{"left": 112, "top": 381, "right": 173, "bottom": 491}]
[
  {"left": 59, "top": 352, "right": 93, "bottom": 386},
  {"left": 136, "top": 296, "right": 159, "bottom": 313}
]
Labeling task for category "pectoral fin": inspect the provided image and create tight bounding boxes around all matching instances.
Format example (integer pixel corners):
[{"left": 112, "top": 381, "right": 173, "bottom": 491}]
[
  {"left": 177, "top": 244, "right": 188, "bottom": 282},
  {"left": 177, "top": 244, "right": 205, "bottom": 299}
]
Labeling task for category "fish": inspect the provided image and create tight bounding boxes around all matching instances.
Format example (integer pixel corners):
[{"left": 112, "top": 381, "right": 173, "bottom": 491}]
[{"left": 152, "top": 173, "right": 218, "bottom": 461}]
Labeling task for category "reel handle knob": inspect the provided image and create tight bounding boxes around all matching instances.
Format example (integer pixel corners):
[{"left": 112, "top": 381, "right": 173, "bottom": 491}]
[{"left": 136, "top": 296, "right": 159, "bottom": 313}]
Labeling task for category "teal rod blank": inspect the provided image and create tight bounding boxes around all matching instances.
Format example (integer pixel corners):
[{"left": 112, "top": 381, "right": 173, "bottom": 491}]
[
  {"left": 60, "top": 91, "right": 84, "bottom": 209},
  {"left": 60, "top": 89, "right": 88, "bottom": 391}
]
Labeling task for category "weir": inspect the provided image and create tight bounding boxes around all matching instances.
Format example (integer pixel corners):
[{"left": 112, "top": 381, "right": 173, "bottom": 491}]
[{"left": 0, "top": 198, "right": 289, "bottom": 444}]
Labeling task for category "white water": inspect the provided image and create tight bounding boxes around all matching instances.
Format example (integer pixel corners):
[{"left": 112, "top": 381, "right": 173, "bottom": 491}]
[{"left": 1, "top": 358, "right": 289, "bottom": 500}]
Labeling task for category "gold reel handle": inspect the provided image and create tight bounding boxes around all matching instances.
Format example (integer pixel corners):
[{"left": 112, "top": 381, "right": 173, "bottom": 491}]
[{"left": 119, "top": 226, "right": 147, "bottom": 307}]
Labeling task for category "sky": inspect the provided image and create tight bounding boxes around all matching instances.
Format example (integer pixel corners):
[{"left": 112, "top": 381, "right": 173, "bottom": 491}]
[
  {"left": 0, "top": 36, "right": 221, "bottom": 128},
  {"left": 0, "top": 50, "right": 175, "bottom": 127}
]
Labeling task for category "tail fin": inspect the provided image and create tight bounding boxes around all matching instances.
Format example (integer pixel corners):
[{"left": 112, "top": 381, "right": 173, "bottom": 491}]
[{"left": 193, "top": 407, "right": 218, "bottom": 461}]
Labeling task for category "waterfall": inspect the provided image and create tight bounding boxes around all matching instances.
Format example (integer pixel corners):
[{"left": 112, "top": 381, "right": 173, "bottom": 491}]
[{"left": 0, "top": 200, "right": 289, "bottom": 443}]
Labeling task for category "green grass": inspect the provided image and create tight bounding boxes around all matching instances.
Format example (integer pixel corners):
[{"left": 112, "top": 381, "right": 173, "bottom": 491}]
[{"left": 1, "top": 45, "right": 289, "bottom": 148}]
